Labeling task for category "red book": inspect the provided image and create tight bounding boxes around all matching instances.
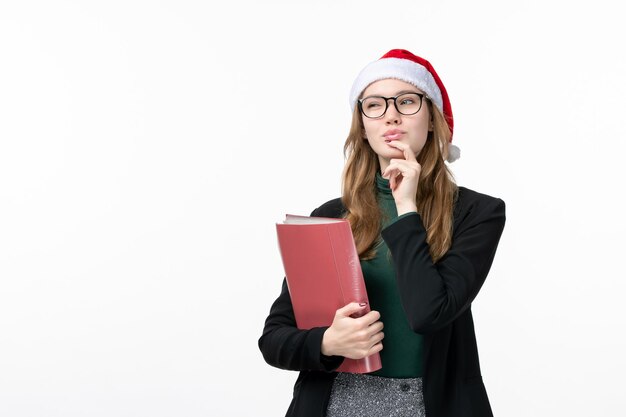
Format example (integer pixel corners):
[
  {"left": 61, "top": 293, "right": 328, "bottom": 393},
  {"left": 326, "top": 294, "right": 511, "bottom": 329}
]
[{"left": 275, "top": 214, "right": 382, "bottom": 374}]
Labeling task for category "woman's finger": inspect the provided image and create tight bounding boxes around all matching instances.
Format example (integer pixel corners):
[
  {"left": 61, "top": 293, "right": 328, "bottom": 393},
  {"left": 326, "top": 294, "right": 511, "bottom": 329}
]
[
  {"left": 387, "top": 140, "right": 417, "bottom": 162},
  {"left": 384, "top": 160, "right": 418, "bottom": 182}
]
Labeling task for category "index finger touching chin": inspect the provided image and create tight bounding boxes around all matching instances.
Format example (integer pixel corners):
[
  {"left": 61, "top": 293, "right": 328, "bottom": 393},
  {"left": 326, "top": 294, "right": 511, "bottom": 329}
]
[
  {"left": 402, "top": 145, "right": 418, "bottom": 162},
  {"left": 388, "top": 140, "right": 417, "bottom": 161}
]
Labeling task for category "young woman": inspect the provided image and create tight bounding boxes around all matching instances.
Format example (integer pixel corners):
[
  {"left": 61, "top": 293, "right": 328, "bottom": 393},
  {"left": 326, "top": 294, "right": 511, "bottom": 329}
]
[{"left": 259, "top": 49, "right": 506, "bottom": 417}]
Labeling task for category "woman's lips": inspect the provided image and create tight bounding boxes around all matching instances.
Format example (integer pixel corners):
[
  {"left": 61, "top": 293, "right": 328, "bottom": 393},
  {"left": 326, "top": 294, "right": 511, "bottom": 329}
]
[
  {"left": 383, "top": 130, "right": 405, "bottom": 141},
  {"left": 384, "top": 133, "right": 404, "bottom": 141}
]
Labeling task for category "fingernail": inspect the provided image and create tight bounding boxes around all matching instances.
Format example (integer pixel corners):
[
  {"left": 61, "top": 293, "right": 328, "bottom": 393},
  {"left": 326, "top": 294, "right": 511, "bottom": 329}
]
[{"left": 359, "top": 302, "right": 367, "bottom": 307}]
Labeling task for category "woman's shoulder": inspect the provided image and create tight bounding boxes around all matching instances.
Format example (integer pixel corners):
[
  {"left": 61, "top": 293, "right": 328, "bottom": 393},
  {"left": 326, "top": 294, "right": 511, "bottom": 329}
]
[
  {"left": 310, "top": 197, "right": 346, "bottom": 219},
  {"left": 456, "top": 186, "right": 505, "bottom": 206},
  {"left": 454, "top": 186, "right": 506, "bottom": 228}
]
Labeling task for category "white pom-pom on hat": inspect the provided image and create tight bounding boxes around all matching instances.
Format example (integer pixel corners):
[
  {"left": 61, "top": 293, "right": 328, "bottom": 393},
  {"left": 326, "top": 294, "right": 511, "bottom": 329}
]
[{"left": 447, "top": 143, "right": 461, "bottom": 163}]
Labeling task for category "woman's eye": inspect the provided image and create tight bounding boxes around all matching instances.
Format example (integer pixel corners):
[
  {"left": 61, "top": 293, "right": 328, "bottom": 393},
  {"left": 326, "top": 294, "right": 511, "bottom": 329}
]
[{"left": 400, "top": 99, "right": 415, "bottom": 105}]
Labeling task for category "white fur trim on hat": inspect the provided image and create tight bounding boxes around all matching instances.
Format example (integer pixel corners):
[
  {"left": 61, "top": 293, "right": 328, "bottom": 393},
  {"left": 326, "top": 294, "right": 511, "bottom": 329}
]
[{"left": 349, "top": 57, "right": 443, "bottom": 112}]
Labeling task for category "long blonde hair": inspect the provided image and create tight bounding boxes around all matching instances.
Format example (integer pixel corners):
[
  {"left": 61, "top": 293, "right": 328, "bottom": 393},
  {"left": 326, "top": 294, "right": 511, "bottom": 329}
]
[{"left": 341, "top": 100, "right": 458, "bottom": 262}]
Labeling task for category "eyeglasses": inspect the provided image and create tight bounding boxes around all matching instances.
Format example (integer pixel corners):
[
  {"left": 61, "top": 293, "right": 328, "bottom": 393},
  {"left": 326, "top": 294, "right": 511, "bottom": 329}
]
[{"left": 358, "top": 92, "right": 425, "bottom": 119}]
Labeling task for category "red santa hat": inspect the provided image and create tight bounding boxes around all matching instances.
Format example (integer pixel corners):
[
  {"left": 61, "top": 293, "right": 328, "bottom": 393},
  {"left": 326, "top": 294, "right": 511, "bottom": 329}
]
[{"left": 349, "top": 49, "right": 460, "bottom": 162}]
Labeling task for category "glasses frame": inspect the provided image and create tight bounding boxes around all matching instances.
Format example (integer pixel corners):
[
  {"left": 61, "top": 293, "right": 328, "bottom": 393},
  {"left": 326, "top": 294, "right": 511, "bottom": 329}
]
[{"left": 358, "top": 92, "right": 426, "bottom": 119}]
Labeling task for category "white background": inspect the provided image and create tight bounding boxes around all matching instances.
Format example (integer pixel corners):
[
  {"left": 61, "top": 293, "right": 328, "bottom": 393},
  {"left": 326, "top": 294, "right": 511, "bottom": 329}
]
[{"left": 1, "top": 1, "right": 624, "bottom": 416}]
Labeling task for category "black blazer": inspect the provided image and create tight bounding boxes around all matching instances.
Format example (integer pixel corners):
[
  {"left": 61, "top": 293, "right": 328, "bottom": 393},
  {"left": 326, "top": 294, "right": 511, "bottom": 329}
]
[{"left": 259, "top": 186, "right": 506, "bottom": 417}]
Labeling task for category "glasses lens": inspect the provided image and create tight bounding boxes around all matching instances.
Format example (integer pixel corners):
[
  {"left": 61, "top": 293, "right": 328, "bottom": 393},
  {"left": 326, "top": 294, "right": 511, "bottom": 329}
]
[
  {"left": 361, "top": 97, "right": 386, "bottom": 118},
  {"left": 396, "top": 93, "right": 422, "bottom": 115}
]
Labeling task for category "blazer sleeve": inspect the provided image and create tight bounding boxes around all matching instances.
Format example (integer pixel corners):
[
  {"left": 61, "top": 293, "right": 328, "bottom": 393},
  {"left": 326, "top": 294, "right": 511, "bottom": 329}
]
[
  {"left": 258, "top": 279, "right": 344, "bottom": 372},
  {"left": 257, "top": 204, "right": 345, "bottom": 372},
  {"left": 381, "top": 196, "right": 506, "bottom": 334}
]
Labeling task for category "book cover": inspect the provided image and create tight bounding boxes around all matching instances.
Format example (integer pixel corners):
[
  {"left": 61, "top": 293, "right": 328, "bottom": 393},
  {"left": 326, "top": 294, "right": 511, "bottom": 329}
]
[{"left": 275, "top": 214, "right": 382, "bottom": 374}]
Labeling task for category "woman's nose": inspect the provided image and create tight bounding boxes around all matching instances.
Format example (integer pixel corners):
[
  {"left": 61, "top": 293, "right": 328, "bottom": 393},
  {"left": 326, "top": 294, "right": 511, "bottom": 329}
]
[{"left": 384, "top": 99, "right": 401, "bottom": 124}]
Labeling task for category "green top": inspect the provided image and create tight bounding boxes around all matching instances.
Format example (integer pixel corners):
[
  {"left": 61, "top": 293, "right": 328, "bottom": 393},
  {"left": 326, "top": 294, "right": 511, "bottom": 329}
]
[{"left": 361, "top": 173, "right": 424, "bottom": 378}]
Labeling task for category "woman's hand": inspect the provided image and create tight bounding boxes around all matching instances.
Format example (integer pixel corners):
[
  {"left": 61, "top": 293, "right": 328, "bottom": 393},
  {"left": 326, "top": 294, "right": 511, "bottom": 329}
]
[
  {"left": 382, "top": 141, "right": 421, "bottom": 216},
  {"left": 321, "top": 302, "right": 384, "bottom": 360}
]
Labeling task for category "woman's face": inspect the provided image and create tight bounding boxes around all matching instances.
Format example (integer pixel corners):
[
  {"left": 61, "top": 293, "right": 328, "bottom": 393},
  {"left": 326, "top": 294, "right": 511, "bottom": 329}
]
[{"left": 360, "top": 78, "right": 431, "bottom": 171}]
